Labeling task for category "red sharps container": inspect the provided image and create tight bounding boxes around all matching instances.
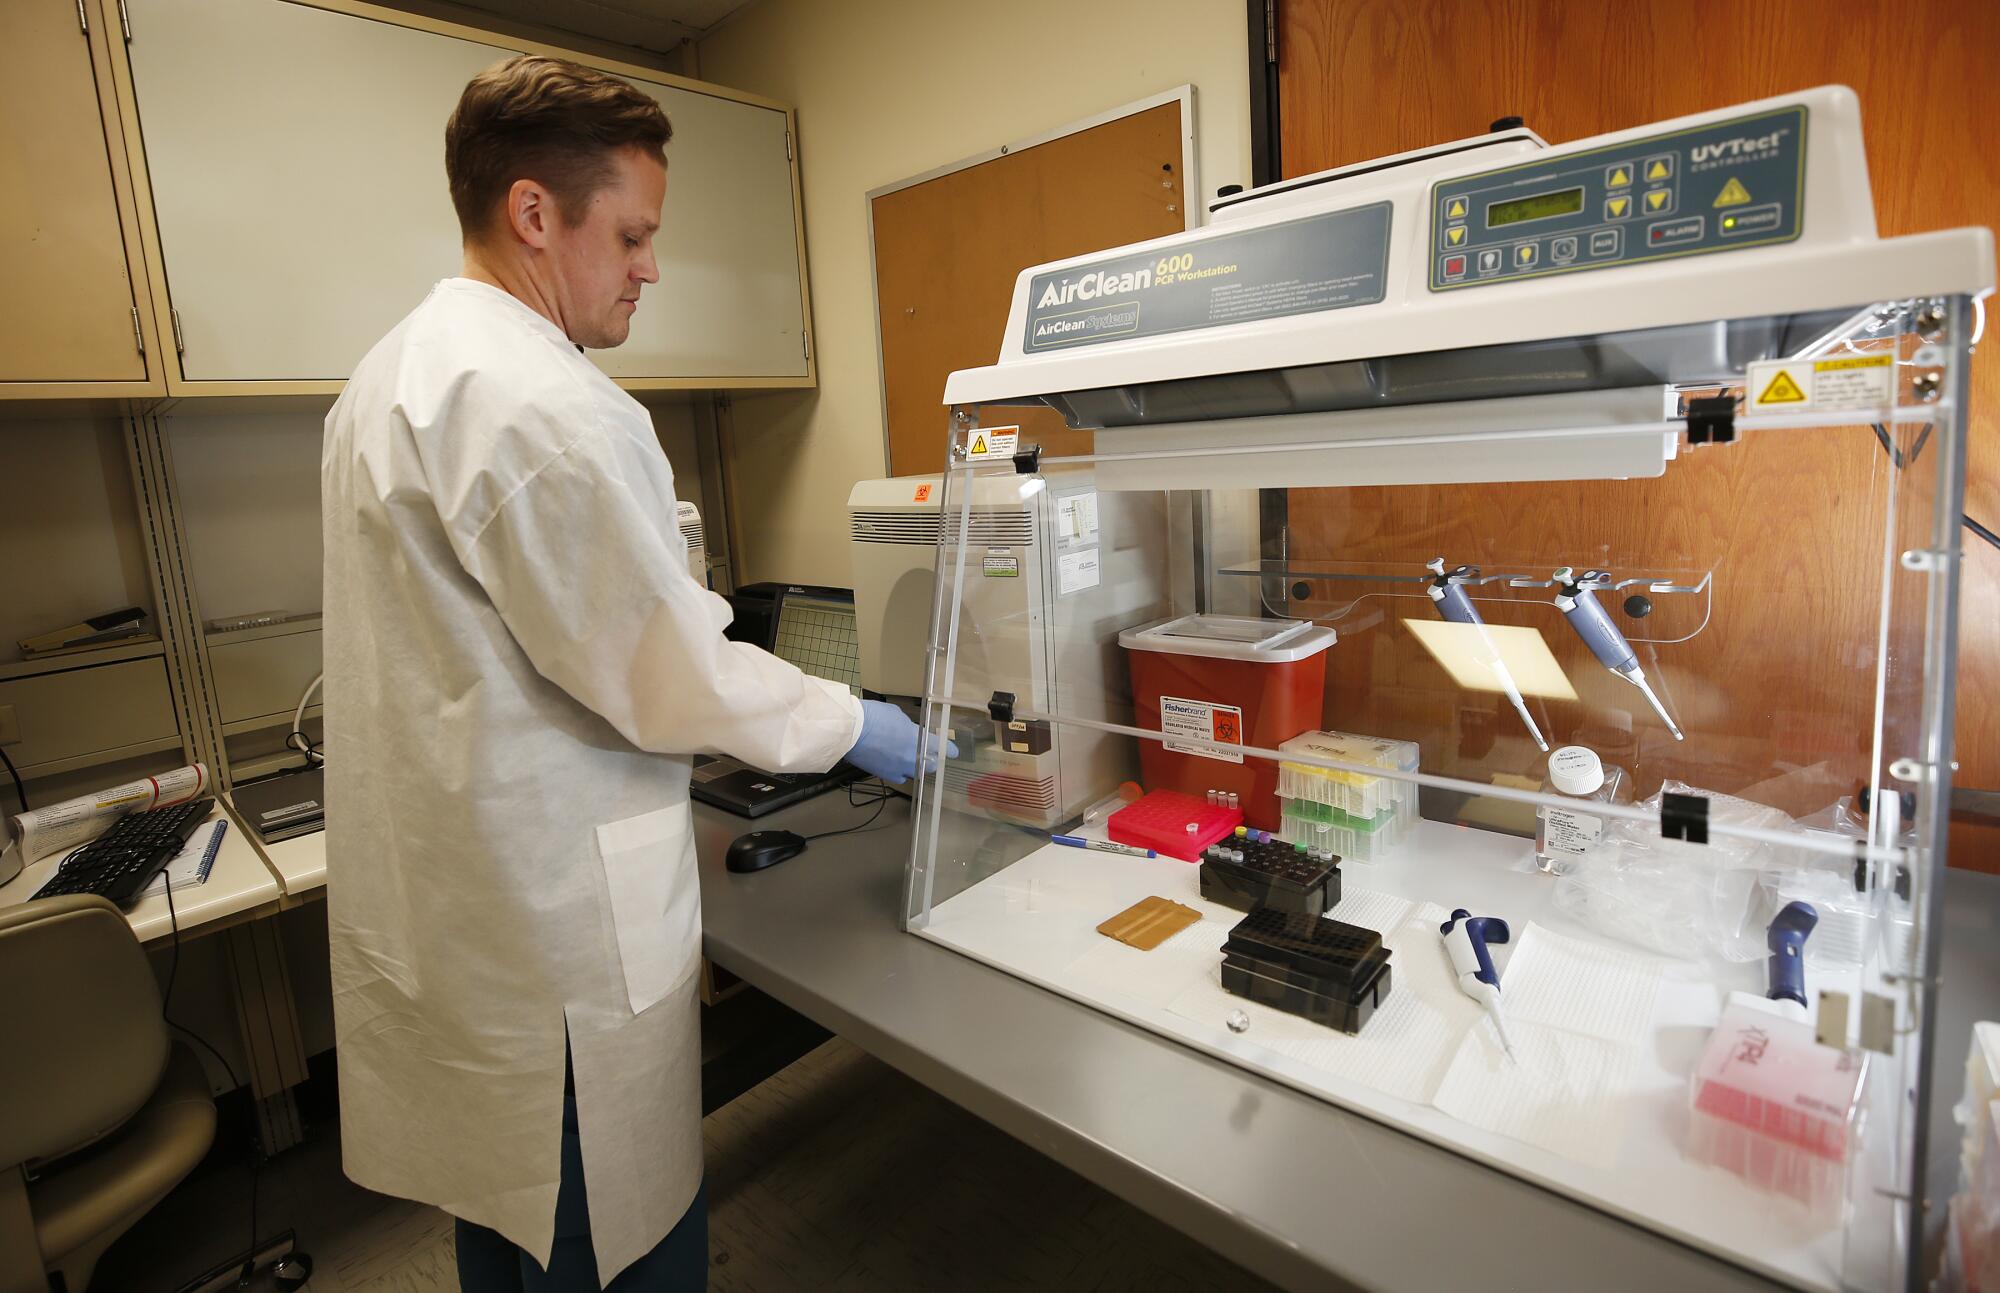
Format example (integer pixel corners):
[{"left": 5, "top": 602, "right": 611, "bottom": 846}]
[{"left": 1118, "top": 615, "right": 1337, "bottom": 831}]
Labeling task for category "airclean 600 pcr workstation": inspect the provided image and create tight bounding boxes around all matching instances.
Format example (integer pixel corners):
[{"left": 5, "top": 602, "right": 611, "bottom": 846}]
[{"left": 905, "top": 87, "right": 1994, "bottom": 1291}]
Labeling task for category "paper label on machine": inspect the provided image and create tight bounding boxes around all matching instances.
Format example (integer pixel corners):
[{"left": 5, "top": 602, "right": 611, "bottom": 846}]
[
  {"left": 1160, "top": 696, "right": 1244, "bottom": 763},
  {"left": 1023, "top": 203, "right": 1392, "bottom": 352},
  {"left": 1542, "top": 805, "right": 1603, "bottom": 854},
  {"left": 1055, "top": 491, "right": 1099, "bottom": 550},
  {"left": 1057, "top": 548, "right": 1100, "bottom": 596},
  {"left": 983, "top": 549, "right": 1020, "bottom": 578}
]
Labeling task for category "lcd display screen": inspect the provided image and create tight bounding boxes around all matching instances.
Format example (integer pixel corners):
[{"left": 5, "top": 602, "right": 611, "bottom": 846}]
[{"left": 1486, "top": 187, "right": 1585, "bottom": 228}]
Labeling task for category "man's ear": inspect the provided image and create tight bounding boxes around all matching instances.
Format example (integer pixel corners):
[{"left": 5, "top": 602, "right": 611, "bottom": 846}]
[{"left": 505, "top": 177, "right": 554, "bottom": 250}]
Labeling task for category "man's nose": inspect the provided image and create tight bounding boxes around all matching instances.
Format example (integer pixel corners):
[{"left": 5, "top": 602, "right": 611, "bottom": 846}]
[{"left": 635, "top": 243, "right": 660, "bottom": 286}]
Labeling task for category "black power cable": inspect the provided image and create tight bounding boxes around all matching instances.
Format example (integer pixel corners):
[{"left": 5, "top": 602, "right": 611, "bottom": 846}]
[{"left": 0, "top": 745, "right": 25, "bottom": 816}]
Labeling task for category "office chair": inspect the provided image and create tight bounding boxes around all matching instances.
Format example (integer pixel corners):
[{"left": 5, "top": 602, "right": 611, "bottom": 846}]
[{"left": 0, "top": 895, "right": 216, "bottom": 1293}]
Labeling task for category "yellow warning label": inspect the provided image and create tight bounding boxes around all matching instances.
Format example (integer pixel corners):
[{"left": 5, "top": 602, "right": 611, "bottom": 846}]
[
  {"left": 1645, "top": 190, "right": 1669, "bottom": 211},
  {"left": 1713, "top": 177, "right": 1752, "bottom": 208},
  {"left": 1608, "top": 167, "right": 1631, "bottom": 187},
  {"left": 1447, "top": 198, "right": 1467, "bottom": 219},
  {"left": 1647, "top": 160, "right": 1670, "bottom": 181},
  {"left": 1756, "top": 369, "right": 1809, "bottom": 405},
  {"left": 969, "top": 434, "right": 988, "bottom": 455},
  {"left": 1447, "top": 226, "right": 1466, "bottom": 245}
]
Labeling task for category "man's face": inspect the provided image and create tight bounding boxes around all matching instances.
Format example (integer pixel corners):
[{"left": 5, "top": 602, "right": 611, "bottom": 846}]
[{"left": 546, "top": 146, "right": 665, "bottom": 349}]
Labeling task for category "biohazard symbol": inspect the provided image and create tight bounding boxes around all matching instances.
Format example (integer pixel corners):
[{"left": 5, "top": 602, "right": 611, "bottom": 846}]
[
  {"left": 1713, "top": 177, "right": 1753, "bottom": 208},
  {"left": 1211, "top": 711, "right": 1242, "bottom": 745},
  {"left": 1757, "top": 369, "right": 1809, "bottom": 405},
  {"left": 914, "top": 483, "right": 933, "bottom": 502}
]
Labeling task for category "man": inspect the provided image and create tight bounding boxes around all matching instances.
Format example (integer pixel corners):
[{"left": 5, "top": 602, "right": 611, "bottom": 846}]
[{"left": 321, "top": 55, "right": 933, "bottom": 1291}]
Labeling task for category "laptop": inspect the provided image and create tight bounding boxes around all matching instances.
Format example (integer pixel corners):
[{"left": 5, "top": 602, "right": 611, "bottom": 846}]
[
  {"left": 232, "top": 765, "right": 326, "bottom": 843},
  {"left": 692, "top": 584, "right": 868, "bottom": 818}
]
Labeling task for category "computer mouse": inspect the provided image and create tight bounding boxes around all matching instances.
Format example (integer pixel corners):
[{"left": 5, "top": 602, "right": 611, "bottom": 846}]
[{"left": 725, "top": 829, "right": 808, "bottom": 873}]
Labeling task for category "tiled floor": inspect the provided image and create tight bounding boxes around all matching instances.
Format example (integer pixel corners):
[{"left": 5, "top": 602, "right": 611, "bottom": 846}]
[{"left": 94, "top": 1038, "right": 1280, "bottom": 1292}]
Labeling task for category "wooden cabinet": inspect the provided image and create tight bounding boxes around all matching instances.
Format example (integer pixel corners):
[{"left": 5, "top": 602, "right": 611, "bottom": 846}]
[
  {"left": 112, "top": 0, "right": 812, "bottom": 393},
  {"left": 0, "top": 0, "right": 166, "bottom": 398}
]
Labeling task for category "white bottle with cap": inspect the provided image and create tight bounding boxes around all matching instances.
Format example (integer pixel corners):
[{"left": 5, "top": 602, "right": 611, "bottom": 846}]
[{"left": 1535, "top": 745, "right": 1629, "bottom": 875}]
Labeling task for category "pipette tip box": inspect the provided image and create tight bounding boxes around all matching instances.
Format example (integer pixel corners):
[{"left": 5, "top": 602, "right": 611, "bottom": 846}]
[
  {"left": 1687, "top": 1001, "right": 1868, "bottom": 1225},
  {"left": 1220, "top": 906, "right": 1392, "bottom": 1035},
  {"left": 1277, "top": 729, "right": 1421, "bottom": 829}
]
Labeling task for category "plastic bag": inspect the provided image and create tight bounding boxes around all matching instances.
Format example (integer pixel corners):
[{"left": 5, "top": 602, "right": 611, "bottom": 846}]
[
  {"left": 1749, "top": 796, "right": 1879, "bottom": 967},
  {"left": 1553, "top": 780, "right": 1794, "bottom": 963}
]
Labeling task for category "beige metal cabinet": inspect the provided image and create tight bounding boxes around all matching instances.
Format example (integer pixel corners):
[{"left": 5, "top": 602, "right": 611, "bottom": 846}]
[
  {"left": 114, "top": 0, "right": 813, "bottom": 394},
  {"left": 0, "top": 0, "right": 166, "bottom": 399},
  {"left": 602, "top": 80, "right": 810, "bottom": 383}
]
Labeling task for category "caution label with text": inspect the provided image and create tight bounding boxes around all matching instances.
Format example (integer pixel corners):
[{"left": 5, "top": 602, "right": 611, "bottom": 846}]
[
  {"left": 1746, "top": 353, "right": 1894, "bottom": 415},
  {"left": 964, "top": 427, "right": 1020, "bottom": 460}
]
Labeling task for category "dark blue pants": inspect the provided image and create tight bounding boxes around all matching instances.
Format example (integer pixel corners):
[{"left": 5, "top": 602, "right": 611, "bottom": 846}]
[{"left": 455, "top": 1059, "right": 707, "bottom": 1292}]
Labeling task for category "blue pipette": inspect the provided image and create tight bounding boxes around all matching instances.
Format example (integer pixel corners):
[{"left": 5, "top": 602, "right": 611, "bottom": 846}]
[
  {"left": 1441, "top": 908, "right": 1516, "bottom": 1062},
  {"left": 1767, "top": 901, "right": 1819, "bottom": 1010},
  {"left": 1427, "top": 559, "right": 1549, "bottom": 752},
  {"left": 1551, "top": 567, "right": 1684, "bottom": 741}
]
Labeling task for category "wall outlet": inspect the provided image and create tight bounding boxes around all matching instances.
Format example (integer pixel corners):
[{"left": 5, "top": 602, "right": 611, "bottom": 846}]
[{"left": 0, "top": 704, "right": 18, "bottom": 746}]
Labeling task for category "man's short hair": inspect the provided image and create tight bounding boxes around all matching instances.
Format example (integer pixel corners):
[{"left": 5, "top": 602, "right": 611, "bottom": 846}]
[{"left": 445, "top": 54, "right": 673, "bottom": 241}]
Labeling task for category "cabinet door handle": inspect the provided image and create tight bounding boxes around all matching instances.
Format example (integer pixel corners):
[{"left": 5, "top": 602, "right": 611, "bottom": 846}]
[
  {"left": 75, "top": 0, "right": 87, "bottom": 35},
  {"left": 131, "top": 306, "right": 145, "bottom": 356},
  {"left": 118, "top": 0, "right": 131, "bottom": 41},
  {"left": 171, "top": 309, "right": 186, "bottom": 356}
]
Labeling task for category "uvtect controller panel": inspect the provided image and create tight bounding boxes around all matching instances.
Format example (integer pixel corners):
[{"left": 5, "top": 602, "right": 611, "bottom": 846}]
[{"left": 1429, "top": 106, "right": 1806, "bottom": 291}]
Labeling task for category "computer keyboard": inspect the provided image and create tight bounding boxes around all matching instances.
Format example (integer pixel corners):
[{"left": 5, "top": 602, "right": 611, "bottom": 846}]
[{"left": 31, "top": 798, "right": 215, "bottom": 908}]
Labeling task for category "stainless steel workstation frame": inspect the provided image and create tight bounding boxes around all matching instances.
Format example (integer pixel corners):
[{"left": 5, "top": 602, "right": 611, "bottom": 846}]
[{"left": 694, "top": 795, "right": 2000, "bottom": 1292}]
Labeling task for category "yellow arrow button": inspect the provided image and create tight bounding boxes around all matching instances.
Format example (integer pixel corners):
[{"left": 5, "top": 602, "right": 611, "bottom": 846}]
[
  {"left": 1646, "top": 190, "right": 1669, "bottom": 211},
  {"left": 1609, "top": 167, "right": 1630, "bottom": 187},
  {"left": 1608, "top": 197, "right": 1629, "bottom": 217},
  {"left": 1647, "top": 160, "right": 1670, "bottom": 181},
  {"left": 1447, "top": 198, "right": 1467, "bottom": 219},
  {"left": 1446, "top": 226, "right": 1466, "bottom": 245}
]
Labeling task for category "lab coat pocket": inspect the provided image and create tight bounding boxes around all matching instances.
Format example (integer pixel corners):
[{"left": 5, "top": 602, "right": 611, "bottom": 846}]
[{"left": 594, "top": 805, "right": 701, "bottom": 1016}]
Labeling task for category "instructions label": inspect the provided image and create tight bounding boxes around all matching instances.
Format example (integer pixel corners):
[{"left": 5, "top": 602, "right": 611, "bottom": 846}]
[
  {"left": 982, "top": 549, "right": 1019, "bottom": 578},
  {"left": 965, "top": 427, "right": 1020, "bottom": 460},
  {"left": 1024, "top": 203, "right": 1392, "bottom": 352},
  {"left": 1055, "top": 491, "right": 1100, "bottom": 547},
  {"left": 1057, "top": 548, "right": 1100, "bottom": 596},
  {"left": 1160, "top": 696, "right": 1245, "bottom": 764},
  {"left": 1542, "top": 805, "right": 1604, "bottom": 855},
  {"left": 1746, "top": 353, "right": 1894, "bottom": 414}
]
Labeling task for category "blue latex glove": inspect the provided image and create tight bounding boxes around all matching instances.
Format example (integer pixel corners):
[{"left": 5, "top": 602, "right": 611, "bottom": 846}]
[{"left": 845, "top": 700, "right": 956, "bottom": 785}]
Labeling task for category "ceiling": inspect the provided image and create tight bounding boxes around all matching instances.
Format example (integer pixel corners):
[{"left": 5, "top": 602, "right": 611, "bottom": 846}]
[{"left": 447, "top": 0, "right": 760, "bottom": 53}]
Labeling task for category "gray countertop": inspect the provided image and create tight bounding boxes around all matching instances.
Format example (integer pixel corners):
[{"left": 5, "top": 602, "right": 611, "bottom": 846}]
[{"left": 695, "top": 792, "right": 1880, "bottom": 1293}]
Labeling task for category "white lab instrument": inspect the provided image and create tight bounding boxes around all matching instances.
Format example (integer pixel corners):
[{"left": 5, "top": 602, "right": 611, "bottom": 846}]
[
  {"left": 322, "top": 278, "right": 863, "bottom": 1280},
  {"left": 676, "top": 500, "right": 707, "bottom": 586},
  {"left": 914, "top": 86, "right": 1991, "bottom": 1289},
  {"left": 847, "top": 474, "right": 1170, "bottom": 825}
]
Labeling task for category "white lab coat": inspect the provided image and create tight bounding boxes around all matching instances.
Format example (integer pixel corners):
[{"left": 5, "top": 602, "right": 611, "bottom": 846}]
[{"left": 320, "top": 277, "right": 862, "bottom": 1281}]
